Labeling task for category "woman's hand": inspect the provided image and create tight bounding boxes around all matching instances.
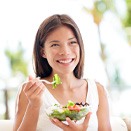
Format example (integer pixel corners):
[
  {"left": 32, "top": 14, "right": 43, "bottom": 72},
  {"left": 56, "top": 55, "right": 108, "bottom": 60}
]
[
  {"left": 50, "top": 112, "right": 92, "bottom": 131},
  {"left": 23, "top": 76, "right": 45, "bottom": 108}
]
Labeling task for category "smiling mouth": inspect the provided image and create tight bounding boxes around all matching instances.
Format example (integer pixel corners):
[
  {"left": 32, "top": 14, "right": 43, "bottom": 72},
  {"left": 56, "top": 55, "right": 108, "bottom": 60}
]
[{"left": 57, "top": 59, "right": 74, "bottom": 64}]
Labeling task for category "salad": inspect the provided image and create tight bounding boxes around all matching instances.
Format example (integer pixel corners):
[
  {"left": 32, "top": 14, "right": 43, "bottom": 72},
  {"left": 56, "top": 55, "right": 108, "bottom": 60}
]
[{"left": 45, "top": 100, "right": 90, "bottom": 121}]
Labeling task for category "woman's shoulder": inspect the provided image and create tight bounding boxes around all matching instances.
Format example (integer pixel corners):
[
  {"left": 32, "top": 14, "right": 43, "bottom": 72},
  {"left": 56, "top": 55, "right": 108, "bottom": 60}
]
[
  {"left": 94, "top": 81, "right": 109, "bottom": 106},
  {"left": 85, "top": 78, "right": 108, "bottom": 99},
  {"left": 85, "top": 78, "right": 106, "bottom": 94},
  {"left": 95, "top": 82, "right": 108, "bottom": 96}
]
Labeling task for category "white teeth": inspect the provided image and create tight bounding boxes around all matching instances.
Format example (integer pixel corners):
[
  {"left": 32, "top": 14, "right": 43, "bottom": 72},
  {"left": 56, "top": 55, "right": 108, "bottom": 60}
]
[{"left": 58, "top": 59, "right": 72, "bottom": 63}]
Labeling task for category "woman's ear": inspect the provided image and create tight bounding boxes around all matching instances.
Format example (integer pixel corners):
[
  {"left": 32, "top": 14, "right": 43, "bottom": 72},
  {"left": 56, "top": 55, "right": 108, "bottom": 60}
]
[{"left": 40, "top": 48, "right": 46, "bottom": 58}]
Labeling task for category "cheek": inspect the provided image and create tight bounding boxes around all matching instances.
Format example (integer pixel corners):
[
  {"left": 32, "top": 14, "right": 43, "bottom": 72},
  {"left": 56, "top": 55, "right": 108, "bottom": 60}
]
[
  {"left": 75, "top": 47, "right": 80, "bottom": 57},
  {"left": 45, "top": 50, "right": 57, "bottom": 60},
  {"left": 49, "top": 50, "right": 58, "bottom": 56},
  {"left": 76, "top": 48, "right": 80, "bottom": 62}
]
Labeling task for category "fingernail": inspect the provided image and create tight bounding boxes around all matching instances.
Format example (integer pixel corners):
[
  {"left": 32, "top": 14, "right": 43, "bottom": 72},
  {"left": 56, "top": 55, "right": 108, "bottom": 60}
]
[{"left": 66, "top": 117, "right": 70, "bottom": 121}]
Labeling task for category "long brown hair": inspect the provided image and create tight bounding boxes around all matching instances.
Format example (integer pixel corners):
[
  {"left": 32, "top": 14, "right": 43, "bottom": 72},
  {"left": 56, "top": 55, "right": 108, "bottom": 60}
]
[{"left": 33, "top": 14, "right": 85, "bottom": 78}]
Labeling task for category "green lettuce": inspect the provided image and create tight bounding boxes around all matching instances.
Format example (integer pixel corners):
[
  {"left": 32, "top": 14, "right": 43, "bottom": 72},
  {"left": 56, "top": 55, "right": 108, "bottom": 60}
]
[{"left": 52, "top": 74, "right": 62, "bottom": 89}]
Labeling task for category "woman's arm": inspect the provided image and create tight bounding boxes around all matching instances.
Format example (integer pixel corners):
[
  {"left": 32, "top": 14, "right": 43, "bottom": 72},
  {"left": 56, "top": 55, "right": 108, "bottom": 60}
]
[
  {"left": 96, "top": 82, "right": 112, "bottom": 131},
  {"left": 13, "top": 77, "right": 45, "bottom": 131}
]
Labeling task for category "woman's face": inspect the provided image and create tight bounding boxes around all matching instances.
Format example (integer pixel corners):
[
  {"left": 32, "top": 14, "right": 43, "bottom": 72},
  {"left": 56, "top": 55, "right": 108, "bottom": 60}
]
[{"left": 42, "top": 25, "right": 80, "bottom": 75}]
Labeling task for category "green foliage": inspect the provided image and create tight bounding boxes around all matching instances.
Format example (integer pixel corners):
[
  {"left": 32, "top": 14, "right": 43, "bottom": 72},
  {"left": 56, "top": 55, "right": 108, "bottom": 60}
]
[
  {"left": 83, "top": 0, "right": 130, "bottom": 89},
  {"left": 113, "top": 68, "right": 124, "bottom": 85},
  {"left": 122, "top": 0, "right": 131, "bottom": 27},
  {"left": 5, "top": 42, "right": 28, "bottom": 77},
  {"left": 83, "top": 0, "right": 116, "bottom": 25},
  {"left": 121, "top": 0, "right": 131, "bottom": 46},
  {"left": 110, "top": 66, "right": 126, "bottom": 90}
]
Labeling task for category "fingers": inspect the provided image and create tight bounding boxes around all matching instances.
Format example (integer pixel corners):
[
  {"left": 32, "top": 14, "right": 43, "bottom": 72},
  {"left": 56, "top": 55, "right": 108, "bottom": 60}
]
[
  {"left": 25, "top": 82, "right": 44, "bottom": 97},
  {"left": 23, "top": 76, "right": 45, "bottom": 97},
  {"left": 23, "top": 80, "right": 36, "bottom": 92},
  {"left": 24, "top": 77, "right": 43, "bottom": 90},
  {"left": 66, "top": 117, "right": 76, "bottom": 127},
  {"left": 50, "top": 118, "right": 67, "bottom": 129},
  {"left": 50, "top": 114, "right": 91, "bottom": 131},
  {"left": 50, "top": 117, "right": 77, "bottom": 130},
  {"left": 37, "top": 88, "right": 44, "bottom": 96},
  {"left": 23, "top": 76, "right": 45, "bottom": 107},
  {"left": 83, "top": 112, "right": 92, "bottom": 126}
]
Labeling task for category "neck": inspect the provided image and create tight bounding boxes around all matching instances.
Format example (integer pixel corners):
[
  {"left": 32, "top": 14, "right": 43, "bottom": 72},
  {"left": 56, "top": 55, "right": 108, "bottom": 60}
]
[
  {"left": 59, "top": 73, "right": 79, "bottom": 89},
  {"left": 49, "top": 72, "right": 81, "bottom": 89}
]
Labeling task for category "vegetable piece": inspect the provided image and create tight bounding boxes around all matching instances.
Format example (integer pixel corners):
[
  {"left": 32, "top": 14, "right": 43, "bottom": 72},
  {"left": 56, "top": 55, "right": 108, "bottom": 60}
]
[
  {"left": 66, "top": 100, "right": 75, "bottom": 107},
  {"left": 52, "top": 74, "right": 62, "bottom": 89},
  {"left": 68, "top": 105, "right": 81, "bottom": 112}
]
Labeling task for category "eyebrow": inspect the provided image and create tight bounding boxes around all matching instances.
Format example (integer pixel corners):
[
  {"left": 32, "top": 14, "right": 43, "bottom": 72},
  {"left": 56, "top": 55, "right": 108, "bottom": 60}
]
[
  {"left": 49, "top": 37, "right": 76, "bottom": 43},
  {"left": 49, "top": 40, "right": 60, "bottom": 43},
  {"left": 68, "top": 37, "right": 76, "bottom": 40}
]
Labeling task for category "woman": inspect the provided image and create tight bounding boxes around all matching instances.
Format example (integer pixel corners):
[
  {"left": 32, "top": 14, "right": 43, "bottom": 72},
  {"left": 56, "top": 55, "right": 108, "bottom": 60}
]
[{"left": 13, "top": 14, "right": 111, "bottom": 131}]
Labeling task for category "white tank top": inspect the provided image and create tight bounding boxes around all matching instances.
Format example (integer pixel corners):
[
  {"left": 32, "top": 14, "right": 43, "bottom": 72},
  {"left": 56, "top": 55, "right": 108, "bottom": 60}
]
[{"left": 36, "top": 79, "right": 99, "bottom": 131}]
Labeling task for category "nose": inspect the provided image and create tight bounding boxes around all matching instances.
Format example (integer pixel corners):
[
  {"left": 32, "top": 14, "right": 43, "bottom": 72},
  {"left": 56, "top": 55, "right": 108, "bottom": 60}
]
[{"left": 59, "top": 44, "right": 71, "bottom": 55}]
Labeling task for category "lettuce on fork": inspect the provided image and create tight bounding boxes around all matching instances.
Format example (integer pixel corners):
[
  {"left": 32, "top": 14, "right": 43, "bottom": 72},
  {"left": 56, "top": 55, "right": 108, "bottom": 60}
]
[{"left": 52, "top": 74, "right": 62, "bottom": 89}]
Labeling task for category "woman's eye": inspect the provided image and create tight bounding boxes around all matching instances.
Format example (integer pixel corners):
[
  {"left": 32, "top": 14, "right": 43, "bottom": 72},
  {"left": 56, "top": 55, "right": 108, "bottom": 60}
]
[
  {"left": 70, "top": 41, "right": 77, "bottom": 44},
  {"left": 51, "top": 44, "right": 59, "bottom": 47}
]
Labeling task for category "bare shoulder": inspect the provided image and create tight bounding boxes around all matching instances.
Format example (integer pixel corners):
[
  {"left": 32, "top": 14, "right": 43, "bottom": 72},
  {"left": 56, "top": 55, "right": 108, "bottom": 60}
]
[{"left": 95, "top": 82, "right": 108, "bottom": 98}]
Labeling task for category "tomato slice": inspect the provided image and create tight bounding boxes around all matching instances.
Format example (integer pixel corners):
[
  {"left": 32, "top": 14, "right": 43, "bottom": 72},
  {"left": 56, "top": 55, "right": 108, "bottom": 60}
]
[{"left": 68, "top": 105, "right": 80, "bottom": 112}]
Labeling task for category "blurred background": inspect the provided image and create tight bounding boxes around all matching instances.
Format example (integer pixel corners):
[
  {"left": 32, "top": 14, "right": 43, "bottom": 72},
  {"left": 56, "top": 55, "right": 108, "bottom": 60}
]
[{"left": 0, "top": 0, "right": 131, "bottom": 120}]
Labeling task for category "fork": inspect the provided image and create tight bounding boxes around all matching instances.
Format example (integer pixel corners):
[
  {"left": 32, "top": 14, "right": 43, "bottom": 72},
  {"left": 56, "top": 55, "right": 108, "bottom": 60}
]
[{"left": 39, "top": 79, "right": 55, "bottom": 84}]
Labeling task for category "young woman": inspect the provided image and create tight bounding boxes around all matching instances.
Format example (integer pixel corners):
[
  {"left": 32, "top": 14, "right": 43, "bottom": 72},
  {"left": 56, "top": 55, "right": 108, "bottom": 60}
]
[{"left": 13, "top": 14, "right": 111, "bottom": 131}]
